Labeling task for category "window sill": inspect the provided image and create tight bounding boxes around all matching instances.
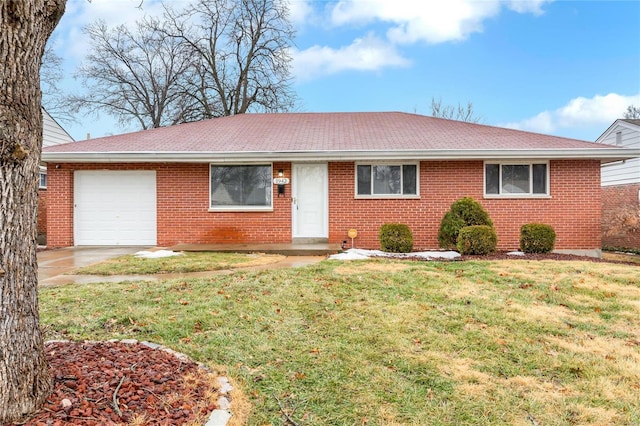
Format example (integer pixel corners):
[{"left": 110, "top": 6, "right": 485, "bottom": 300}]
[
  {"left": 209, "top": 207, "right": 274, "bottom": 212},
  {"left": 484, "top": 194, "right": 552, "bottom": 199},
  {"left": 355, "top": 195, "right": 421, "bottom": 200}
]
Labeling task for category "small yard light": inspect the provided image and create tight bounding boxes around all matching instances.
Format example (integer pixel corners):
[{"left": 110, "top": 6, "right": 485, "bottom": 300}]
[{"left": 347, "top": 228, "right": 358, "bottom": 248}]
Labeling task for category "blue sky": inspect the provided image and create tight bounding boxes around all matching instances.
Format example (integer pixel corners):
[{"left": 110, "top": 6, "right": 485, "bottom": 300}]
[{"left": 49, "top": 0, "right": 640, "bottom": 142}]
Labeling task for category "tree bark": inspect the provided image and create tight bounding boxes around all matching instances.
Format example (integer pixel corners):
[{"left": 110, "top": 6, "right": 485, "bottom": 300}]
[{"left": 0, "top": 0, "right": 66, "bottom": 422}]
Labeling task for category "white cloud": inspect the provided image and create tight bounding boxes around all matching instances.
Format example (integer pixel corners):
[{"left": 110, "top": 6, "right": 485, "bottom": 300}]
[
  {"left": 330, "top": 0, "right": 553, "bottom": 44},
  {"left": 506, "top": 0, "right": 550, "bottom": 15},
  {"left": 292, "top": 33, "right": 410, "bottom": 81},
  {"left": 502, "top": 93, "right": 640, "bottom": 135},
  {"left": 288, "top": 0, "right": 314, "bottom": 26}
]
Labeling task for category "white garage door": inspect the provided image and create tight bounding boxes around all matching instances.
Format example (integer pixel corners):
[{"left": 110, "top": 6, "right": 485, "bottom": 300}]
[{"left": 74, "top": 170, "right": 157, "bottom": 245}]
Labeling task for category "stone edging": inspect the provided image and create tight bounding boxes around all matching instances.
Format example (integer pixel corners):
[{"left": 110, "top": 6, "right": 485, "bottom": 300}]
[{"left": 46, "top": 339, "right": 233, "bottom": 426}]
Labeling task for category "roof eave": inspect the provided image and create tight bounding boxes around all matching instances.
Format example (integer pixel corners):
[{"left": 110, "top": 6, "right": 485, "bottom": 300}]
[{"left": 41, "top": 148, "right": 640, "bottom": 164}]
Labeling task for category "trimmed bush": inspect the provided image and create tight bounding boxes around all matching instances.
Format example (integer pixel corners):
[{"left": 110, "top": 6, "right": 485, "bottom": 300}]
[
  {"left": 438, "top": 197, "right": 493, "bottom": 249},
  {"left": 520, "top": 223, "right": 556, "bottom": 253},
  {"left": 456, "top": 225, "right": 498, "bottom": 255},
  {"left": 379, "top": 223, "right": 414, "bottom": 253}
]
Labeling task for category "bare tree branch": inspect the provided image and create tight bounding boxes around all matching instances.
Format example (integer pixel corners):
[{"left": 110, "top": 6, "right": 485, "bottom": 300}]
[
  {"left": 431, "top": 97, "right": 483, "bottom": 123},
  {"left": 161, "top": 0, "right": 297, "bottom": 120},
  {"left": 41, "top": 44, "right": 77, "bottom": 125},
  {"left": 623, "top": 105, "right": 640, "bottom": 119},
  {"left": 66, "top": 17, "right": 197, "bottom": 129}
]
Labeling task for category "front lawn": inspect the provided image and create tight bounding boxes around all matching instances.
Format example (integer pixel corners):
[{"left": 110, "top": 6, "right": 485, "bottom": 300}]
[
  {"left": 40, "top": 258, "right": 640, "bottom": 425},
  {"left": 72, "top": 251, "right": 285, "bottom": 275}
]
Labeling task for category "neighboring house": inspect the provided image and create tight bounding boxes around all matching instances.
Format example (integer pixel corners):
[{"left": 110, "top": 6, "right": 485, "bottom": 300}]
[
  {"left": 41, "top": 112, "right": 640, "bottom": 255},
  {"left": 39, "top": 108, "right": 75, "bottom": 243},
  {"left": 596, "top": 119, "right": 640, "bottom": 250}
]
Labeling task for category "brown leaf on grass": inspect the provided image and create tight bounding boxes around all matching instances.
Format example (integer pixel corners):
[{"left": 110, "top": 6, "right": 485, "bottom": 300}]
[
  {"left": 291, "top": 372, "right": 306, "bottom": 380},
  {"left": 177, "top": 299, "right": 190, "bottom": 305}
]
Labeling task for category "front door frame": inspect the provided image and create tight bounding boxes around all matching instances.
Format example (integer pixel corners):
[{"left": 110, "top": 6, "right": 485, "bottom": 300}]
[{"left": 291, "top": 162, "right": 329, "bottom": 240}]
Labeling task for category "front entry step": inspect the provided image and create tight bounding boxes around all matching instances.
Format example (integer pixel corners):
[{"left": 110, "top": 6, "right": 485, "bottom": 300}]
[{"left": 292, "top": 237, "right": 329, "bottom": 244}]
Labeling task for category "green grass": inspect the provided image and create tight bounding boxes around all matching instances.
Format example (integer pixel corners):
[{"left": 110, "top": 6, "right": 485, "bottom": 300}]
[
  {"left": 72, "top": 251, "right": 285, "bottom": 275},
  {"left": 40, "top": 258, "right": 640, "bottom": 425}
]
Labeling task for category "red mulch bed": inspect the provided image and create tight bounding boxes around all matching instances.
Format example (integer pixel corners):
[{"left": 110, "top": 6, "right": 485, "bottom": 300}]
[
  {"left": 400, "top": 251, "right": 638, "bottom": 265},
  {"left": 457, "top": 251, "right": 638, "bottom": 265},
  {"left": 9, "top": 341, "right": 220, "bottom": 426}
]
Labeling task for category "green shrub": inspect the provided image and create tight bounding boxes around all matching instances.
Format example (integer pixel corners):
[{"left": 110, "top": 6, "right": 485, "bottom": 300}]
[
  {"left": 379, "top": 223, "right": 414, "bottom": 253},
  {"left": 520, "top": 223, "right": 556, "bottom": 253},
  {"left": 456, "top": 225, "right": 498, "bottom": 255},
  {"left": 438, "top": 197, "right": 493, "bottom": 249}
]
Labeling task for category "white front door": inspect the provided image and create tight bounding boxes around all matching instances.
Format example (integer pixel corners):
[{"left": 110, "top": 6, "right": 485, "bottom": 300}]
[{"left": 292, "top": 163, "right": 328, "bottom": 239}]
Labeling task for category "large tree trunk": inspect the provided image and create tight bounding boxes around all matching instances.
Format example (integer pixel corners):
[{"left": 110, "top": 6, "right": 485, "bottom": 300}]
[{"left": 0, "top": 0, "right": 66, "bottom": 422}]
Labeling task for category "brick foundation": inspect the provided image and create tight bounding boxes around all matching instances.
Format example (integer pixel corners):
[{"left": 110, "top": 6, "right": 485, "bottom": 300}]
[
  {"left": 602, "top": 184, "right": 640, "bottom": 250},
  {"left": 47, "top": 160, "right": 602, "bottom": 251}
]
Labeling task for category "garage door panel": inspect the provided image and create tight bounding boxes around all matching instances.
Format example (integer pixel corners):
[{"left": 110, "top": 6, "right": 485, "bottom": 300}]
[{"left": 74, "top": 171, "right": 157, "bottom": 246}]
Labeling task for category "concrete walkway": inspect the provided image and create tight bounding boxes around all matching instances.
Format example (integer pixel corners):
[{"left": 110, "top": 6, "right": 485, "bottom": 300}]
[
  {"left": 38, "top": 246, "right": 145, "bottom": 282},
  {"left": 38, "top": 247, "right": 325, "bottom": 286}
]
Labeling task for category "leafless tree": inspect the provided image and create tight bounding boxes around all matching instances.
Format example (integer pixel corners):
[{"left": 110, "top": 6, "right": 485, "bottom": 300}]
[
  {"left": 41, "top": 44, "right": 76, "bottom": 124},
  {"left": 0, "top": 1, "right": 66, "bottom": 421},
  {"left": 67, "top": 0, "right": 297, "bottom": 129},
  {"left": 67, "top": 18, "right": 196, "bottom": 129},
  {"left": 623, "top": 105, "right": 640, "bottom": 119},
  {"left": 431, "top": 97, "right": 483, "bottom": 123},
  {"left": 160, "top": 0, "right": 297, "bottom": 119}
]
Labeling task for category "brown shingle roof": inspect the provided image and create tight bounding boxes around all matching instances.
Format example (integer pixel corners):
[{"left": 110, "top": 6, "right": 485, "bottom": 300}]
[
  {"left": 621, "top": 119, "right": 640, "bottom": 127},
  {"left": 45, "top": 112, "right": 606, "bottom": 152},
  {"left": 44, "top": 112, "right": 637, "bottom": 162}
]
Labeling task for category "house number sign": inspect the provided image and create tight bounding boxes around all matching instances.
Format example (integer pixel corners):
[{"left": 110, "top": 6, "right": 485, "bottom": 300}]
[{"left": 273, "top": 178, "right": 290, "bottom": 185}]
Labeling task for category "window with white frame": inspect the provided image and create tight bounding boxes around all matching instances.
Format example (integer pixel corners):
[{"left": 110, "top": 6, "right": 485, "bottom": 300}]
[
  {"left": 485, "top": 162, "right": 549, "bottom": 196},
  {"left": 39, "top": 166, "right": 47, "bottom": 189},
  {"left": 210, "top": 164, "right": 272, "bottom": 210},
  {"left": 356, "top": 163, "right": 418, "bottom": 197}
]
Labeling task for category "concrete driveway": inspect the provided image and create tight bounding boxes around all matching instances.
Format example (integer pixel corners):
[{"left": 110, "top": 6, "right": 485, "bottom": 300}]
[{"left": 38, "top": 246, "right": 145, "bottom": 283}]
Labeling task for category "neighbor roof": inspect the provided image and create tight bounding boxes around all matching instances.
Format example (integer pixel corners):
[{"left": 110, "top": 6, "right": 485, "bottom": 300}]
[
  {"left": 43, "top": 112, "right": 640, "bottom": 163},
  {"left": 596, "top": 118, "right": 640, "bottom": 144}
]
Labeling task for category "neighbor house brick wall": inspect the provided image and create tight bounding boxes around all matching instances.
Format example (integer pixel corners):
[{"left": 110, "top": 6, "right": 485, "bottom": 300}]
[
  {"left": 328, "top": 160, "right": 602, "bottom": 250},
  {"left": 602, "top": 183, "right": 640, "bottom": 249},
  {"left": 47, "top": 159, "right": 602, "bottom": 250}
]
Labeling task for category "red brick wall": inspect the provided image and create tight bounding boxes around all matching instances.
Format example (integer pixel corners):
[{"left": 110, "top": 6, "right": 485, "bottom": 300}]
[
  {"left": 602, "top": 184, "right": 640, "bottom": 249},
  {"left": 156, "top": 162, "right": 292, "bottom": 245},
  {"left": 37, "top": 189, "right": 47, "bottom": 236},
  {"left": 47, "top": 165, "right": 74, "bottom": 247},
  {"left": 329, "top": 160, "right": 602, "bottom": 251},
  {"left": 47, "top": 160, "right": 602, "bottom": 250},
  {"left": 47, "top": 162, "right": 292, "bottom": 247}
]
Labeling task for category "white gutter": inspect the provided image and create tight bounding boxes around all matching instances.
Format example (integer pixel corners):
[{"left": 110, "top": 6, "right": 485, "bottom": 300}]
[{"left": 41, "top": 148, "right": 640, "bottom": 164}]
